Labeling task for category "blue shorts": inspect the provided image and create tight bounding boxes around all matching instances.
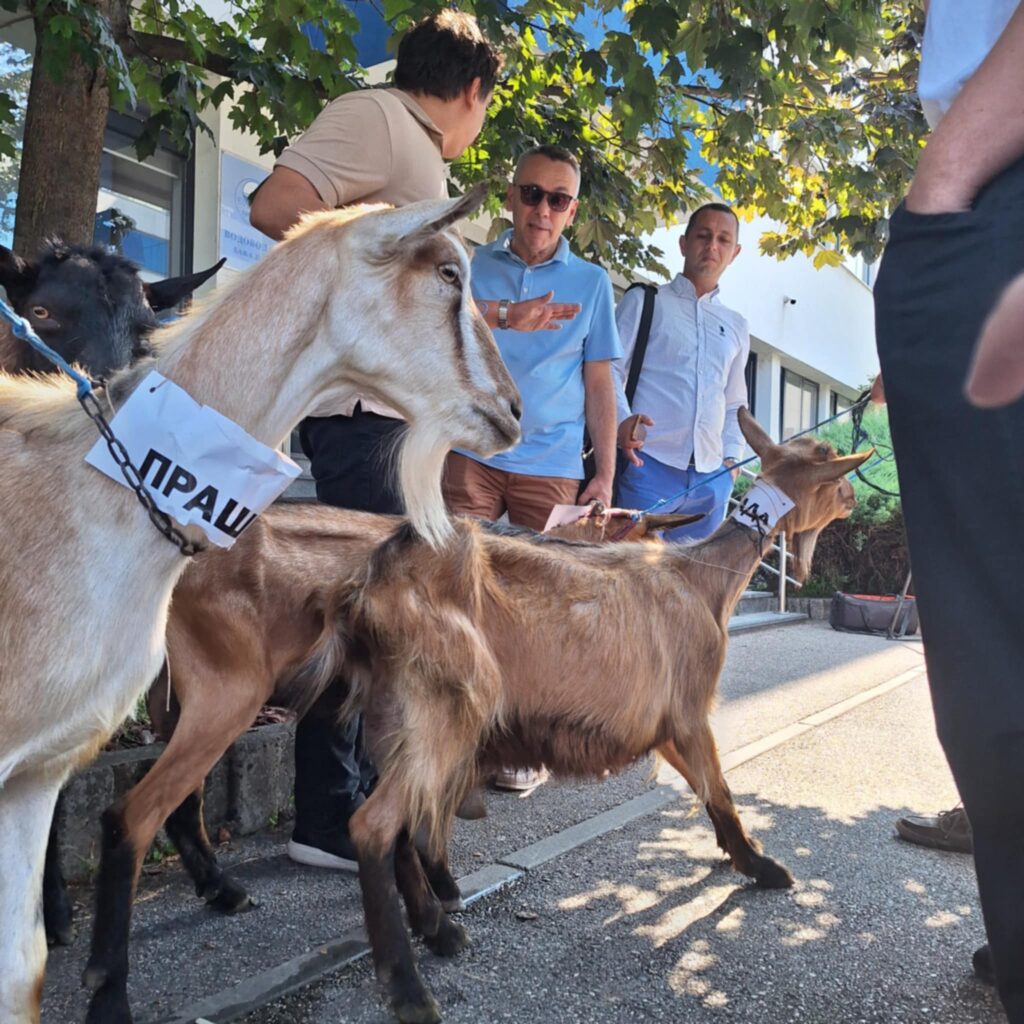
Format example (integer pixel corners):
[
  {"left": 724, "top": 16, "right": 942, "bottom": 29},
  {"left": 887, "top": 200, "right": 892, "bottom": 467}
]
[{"left": 615, "top": 453, "right": 734, "bottom": 543}]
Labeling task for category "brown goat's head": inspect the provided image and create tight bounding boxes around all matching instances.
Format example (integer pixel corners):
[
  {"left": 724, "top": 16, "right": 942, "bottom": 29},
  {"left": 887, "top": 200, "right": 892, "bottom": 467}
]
[
  {"left": 738, "top": 407, "right": 869, "bottom": 583},
  {"left": 545, "top": 503, "right": 702, "bottom": 543}
]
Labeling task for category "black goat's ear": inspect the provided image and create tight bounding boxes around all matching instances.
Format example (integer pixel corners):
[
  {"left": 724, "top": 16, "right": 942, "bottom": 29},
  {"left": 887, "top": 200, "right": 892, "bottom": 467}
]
[
  {"left": 144, "top": 257, "right": 226, "bottom": 311},
  {"left": 0, "top": 245, "right": 36, "bottom": 300}
]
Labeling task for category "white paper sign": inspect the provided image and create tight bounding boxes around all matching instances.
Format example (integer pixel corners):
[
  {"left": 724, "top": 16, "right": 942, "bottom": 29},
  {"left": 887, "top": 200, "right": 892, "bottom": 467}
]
[
  {"left": 86, "top": 371, "right": 301, "bottom": 548},
  {"left": 730, "top": 481, "right": 795, "bottom": 532},
  {"left": 542, "top": 504, "right": 593, "bottom": 533}
]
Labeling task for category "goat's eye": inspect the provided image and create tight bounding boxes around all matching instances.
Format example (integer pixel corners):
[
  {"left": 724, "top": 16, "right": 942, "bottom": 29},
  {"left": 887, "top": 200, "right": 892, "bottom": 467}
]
[
  {"left": 437, "top": 263, "right": 461, "bottom": 286},
  {"left": 30, "top": 306, "right": 50, "bottom": 320},
  {"left": 816, "top": 444, "right": 831, "bottom": 458}
]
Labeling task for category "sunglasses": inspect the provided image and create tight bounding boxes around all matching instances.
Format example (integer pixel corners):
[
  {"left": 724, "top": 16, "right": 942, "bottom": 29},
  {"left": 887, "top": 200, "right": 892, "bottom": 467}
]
[{"left": 515, "top": 184, "right": 576, "bottom": 213}]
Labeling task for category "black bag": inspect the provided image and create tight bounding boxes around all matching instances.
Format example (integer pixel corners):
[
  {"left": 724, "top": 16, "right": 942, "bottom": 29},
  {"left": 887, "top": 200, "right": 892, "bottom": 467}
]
[
  {"left": 829, "top": 591, "right": 919, "bottom": 636},
  {"left": 581, "top": 282, "right": 657, "bottom": 489}
]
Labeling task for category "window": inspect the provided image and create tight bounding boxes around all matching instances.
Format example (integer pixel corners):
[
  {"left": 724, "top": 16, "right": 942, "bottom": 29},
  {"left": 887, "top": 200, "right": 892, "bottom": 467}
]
[
  {"left": 831, "top": 392, "right": 852, "bottom": 417},
  {"left": 94, "top": 120, "right": 188, "bottom": 281},
  {"left": 780, "top": 369, "right": 819, "bottom": 441},
  {"left": 744, "top": 351, "right": 757, "bottom": 417}
]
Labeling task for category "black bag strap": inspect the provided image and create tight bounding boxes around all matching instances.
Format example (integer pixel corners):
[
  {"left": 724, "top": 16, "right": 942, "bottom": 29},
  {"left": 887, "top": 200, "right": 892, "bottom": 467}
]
[{"left": 624, "top": 283, "right": 657, "bottom": 406}]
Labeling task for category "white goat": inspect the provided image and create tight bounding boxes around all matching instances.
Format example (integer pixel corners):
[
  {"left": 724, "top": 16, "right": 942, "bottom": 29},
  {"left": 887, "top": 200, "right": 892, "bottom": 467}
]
[{"left": 0, "top": 187, "right": 520, "bottom": 1024}]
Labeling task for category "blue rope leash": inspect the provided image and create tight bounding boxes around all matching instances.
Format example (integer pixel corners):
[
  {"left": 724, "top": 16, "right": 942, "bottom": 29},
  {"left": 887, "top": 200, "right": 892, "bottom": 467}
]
[
  {"left": 0, "top": 297, "right": 95, "bottom": 397},
  {"left": 641, "top": 396, "right": 874, "bottom": 514}
]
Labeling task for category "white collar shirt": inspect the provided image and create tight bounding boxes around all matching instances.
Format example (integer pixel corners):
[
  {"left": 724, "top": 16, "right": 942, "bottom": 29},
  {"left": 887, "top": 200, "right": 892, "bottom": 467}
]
[{"left": 613, "top": 273, "right": 750, "bottom": 473}]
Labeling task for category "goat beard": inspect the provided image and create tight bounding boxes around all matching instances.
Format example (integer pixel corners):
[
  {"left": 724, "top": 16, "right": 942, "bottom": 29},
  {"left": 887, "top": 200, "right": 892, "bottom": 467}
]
[{"left": 396, "top": 422, "right": 454, "bottom": 549}]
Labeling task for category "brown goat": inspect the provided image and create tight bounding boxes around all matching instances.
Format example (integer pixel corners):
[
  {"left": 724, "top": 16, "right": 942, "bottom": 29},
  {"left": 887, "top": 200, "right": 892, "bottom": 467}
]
[
  {"left": 75, "top": 501, "right": 681, "bottom": 1023},
  {"left": 306, "top": 408, "right": 870, "bottom": 1024}
]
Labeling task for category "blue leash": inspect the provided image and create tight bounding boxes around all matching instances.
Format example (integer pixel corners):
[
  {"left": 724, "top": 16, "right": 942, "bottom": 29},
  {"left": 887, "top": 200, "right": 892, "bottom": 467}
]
[
  {"left": 0, "top": 297, "right": 96, "bottom": 397},
  {"left": 641, "top": 396, "right": 875, "bottom": 514}
]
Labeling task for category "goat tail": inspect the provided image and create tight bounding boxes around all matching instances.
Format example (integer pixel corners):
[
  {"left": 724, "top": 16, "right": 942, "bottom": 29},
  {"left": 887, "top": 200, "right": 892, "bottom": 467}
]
[{"left": 395, "top": 422, "right": 453, "bottom": 550}]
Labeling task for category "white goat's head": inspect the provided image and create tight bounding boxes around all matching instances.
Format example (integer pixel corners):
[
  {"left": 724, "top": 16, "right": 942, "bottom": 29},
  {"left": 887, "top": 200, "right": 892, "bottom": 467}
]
[
  {"left": 739, "top": 407, "right": 868, "bottom": 583},
  {"left": 289, "top": 185, "right": 522, "bottom": 546}
]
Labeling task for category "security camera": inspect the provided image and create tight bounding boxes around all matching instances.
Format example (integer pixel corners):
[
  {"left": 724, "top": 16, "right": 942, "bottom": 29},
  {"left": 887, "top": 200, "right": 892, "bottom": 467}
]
[{"left": 783, "top": 296, "right": 797, "bottom": 305}]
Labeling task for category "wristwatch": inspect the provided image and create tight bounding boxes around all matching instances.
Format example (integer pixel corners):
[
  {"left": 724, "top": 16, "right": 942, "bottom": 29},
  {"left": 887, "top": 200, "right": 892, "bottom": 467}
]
[{"left": 497, "top": 298, "right": 512, "bottom": 330}]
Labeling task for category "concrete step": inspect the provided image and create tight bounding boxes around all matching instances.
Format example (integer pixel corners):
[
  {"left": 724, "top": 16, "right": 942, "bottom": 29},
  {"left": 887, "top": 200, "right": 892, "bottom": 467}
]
[{"left": 727, "top": 610, "right": 807, "bottom": 634}]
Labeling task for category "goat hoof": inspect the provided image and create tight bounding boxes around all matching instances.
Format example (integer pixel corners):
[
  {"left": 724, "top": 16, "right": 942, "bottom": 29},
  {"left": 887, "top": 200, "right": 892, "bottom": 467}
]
[
  {"left": 754, "top": 857, "right": 794, "bottom": 889},
  {"left": 207, "top": 878, "right": 258, "bottom": 914},
  {"left": 393, "top": 995, "right": 442, "bottom": 1024},
  {"left": 83, "top": 980, "right": 133, "bottom": 1024},
  {"left": 82, "top": 963, "right": 109, "bottom": 992},
  {"left": 47, "top": 921, "right": 75, "bottom": 947},
  {"left": 440, "top": 895, "right": 465, "bottom": 913},
  {"left": 425, "top": 917, "right": 469, "bottom": 958}
]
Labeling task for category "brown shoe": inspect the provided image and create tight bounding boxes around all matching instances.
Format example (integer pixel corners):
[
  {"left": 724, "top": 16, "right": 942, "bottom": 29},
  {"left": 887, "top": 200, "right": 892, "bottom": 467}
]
[{"left": 895, "top": 804, "right": 973, "bottom": 854}]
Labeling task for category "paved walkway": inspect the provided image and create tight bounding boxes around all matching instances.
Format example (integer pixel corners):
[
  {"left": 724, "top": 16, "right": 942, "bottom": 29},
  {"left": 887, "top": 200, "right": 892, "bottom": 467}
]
[{"left": 41, "top": 622, "right": 1005, "bottom": 1024}]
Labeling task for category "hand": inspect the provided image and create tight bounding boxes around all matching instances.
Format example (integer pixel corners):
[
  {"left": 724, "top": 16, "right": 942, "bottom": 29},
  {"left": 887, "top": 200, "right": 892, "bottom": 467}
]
[
  {"left": 510, "top": 291, "right": 582, "bottom": 331},
  {"left": 723, "top": 458, "right": 739, "bottom": 481},
  {"left": 578, "top": 472, "right": 613, "bottom": 507},
  {"left": 904, "top": 152, "right": 976, "bottom": 215},
  {"left": 617, "top": 413, "right": 654, "bottom": 467},
  {"left": 966, "top": 272, "right": 1024, "bottom": 408},
  {"left": 870, "top": 373, "right": 886, "bottom": 405}
]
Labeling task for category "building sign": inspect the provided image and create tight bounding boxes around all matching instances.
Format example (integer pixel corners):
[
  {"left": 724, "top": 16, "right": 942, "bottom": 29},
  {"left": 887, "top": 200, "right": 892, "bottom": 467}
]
[{"left": 220, "top": 153, "right": 272, "bottom": 271}]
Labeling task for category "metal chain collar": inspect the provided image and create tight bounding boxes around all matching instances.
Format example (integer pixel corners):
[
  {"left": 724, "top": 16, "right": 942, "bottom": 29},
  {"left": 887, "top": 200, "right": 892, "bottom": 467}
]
[{"left": 78, "top": 389, "right": 204, "bottom": 557}]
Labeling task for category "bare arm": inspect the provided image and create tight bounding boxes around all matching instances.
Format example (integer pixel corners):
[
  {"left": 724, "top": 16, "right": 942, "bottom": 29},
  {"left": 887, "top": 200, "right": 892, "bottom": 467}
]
[
  {"left": 249, "top": 167, "right": 330, "bottom": 240},
  {"left": 476, "top": 292, "right": 581, "bottom": 332},
  {"left": 578, "top": 359, "right": 618, "bottom": 506},
  {"left": 908, "top": 3, "right": 1024, "bottom": 213}
]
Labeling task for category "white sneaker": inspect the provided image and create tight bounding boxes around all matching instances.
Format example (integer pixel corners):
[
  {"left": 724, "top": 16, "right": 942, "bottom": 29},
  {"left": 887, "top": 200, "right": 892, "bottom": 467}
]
[
  {"left": 287, "top": 835, "right": 359, "bottom": 872},
  {"left": 492, "top": 766, "right": 549, "bottom": 793}
]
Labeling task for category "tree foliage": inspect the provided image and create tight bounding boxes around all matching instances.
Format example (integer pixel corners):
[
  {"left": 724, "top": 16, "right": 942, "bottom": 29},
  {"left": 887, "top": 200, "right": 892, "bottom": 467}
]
[{"left": 2, "top": 0, "right": 925, "bottom": 273}]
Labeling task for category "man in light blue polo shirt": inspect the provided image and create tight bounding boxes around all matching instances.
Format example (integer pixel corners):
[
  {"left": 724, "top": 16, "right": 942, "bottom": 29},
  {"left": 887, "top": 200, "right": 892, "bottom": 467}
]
[
  {"left": 444, "top": 144, "right": 622, "bottom": 794},
  {"left": 445, "top": 144, "right": 622, "bottom": 537}
]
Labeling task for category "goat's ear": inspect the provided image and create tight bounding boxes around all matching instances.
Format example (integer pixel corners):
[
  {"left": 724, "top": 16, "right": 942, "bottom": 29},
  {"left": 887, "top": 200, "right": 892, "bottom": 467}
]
[
  {"left": 144, "top": 258, "right": 226, "bottom": 312},
  {"left": 645, "top": 512, "right": 705, "bottom": 533},
  {"left": 0, "top": 245, "right": 35, "bottom": 300},
  {"left": 811, "top": 448, "right": 873, "bottom": 483},
  {"left": 399, "top": 182, "right": 490, "bottom": 246},
  {"left": 738, "top": 406, "right": 774, "bottom": 458}
]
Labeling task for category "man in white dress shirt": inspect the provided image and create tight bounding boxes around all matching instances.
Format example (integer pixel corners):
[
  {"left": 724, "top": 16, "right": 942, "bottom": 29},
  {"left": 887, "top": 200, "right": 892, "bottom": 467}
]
[{"left": 612, "top": 203, "right": 749, "bottom": 541}]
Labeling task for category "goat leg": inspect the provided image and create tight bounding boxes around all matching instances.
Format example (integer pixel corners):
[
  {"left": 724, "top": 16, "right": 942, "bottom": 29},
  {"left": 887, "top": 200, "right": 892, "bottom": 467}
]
[
  {"left": 43, "top": 792, "right": 74, "bottom": 946},
  {"left": 396, "top": 830, "right": 468, "bottom": 957},
  {"left": 413, "top": 826, "right": 464, "bottom": 912},
  {"left": 351, "top": 796, "right": 442, "bottom": 1024},
  {"left": 658, "top": 736, "right": 794, "bottom": 889},
  {"left": 164, "top": 788, "right": 256, "bottom": 913},
  {"left": 83, "top": 805, "right": 137, "bottom": 1024}
]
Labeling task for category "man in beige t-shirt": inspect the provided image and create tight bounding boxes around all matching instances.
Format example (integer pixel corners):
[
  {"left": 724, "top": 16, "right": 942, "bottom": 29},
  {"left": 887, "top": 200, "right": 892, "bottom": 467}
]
[{"left": 249, "top": 11, "right": 578, "bottom": 874}]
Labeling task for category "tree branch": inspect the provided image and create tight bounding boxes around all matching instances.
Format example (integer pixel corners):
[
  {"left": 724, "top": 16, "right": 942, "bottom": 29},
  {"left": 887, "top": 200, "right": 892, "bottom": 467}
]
[{"left": 125, "top": 30, "right": 237, "bottom": 77}]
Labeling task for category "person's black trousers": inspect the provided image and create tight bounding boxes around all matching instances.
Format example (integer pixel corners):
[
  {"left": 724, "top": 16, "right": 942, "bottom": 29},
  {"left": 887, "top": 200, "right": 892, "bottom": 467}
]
[
  {"left": 875, "top": 157, "right": 1024, "bottom": 1022},
  {"left": 292, "top": 407, "right": 405, "bottom": 838}
]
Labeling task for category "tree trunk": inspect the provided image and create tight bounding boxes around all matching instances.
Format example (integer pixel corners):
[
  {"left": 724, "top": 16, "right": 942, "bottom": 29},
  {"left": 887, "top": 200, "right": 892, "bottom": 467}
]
[{"left": 13, "top": 3, "right": 128, "bottom": 257}]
